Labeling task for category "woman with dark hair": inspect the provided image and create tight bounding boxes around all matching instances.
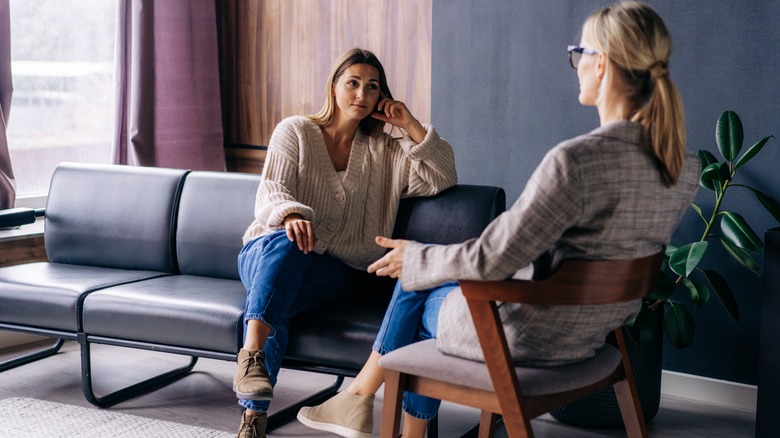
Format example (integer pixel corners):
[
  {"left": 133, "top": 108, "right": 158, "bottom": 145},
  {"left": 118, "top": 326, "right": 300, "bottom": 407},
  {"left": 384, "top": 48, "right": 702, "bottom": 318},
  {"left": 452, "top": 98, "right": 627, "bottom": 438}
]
[
  {"left": 298, "top": 3, "right": 699, "bottom": 437},
  {"left": 233, "top": 48, "right": 457, "bottom": 438}
]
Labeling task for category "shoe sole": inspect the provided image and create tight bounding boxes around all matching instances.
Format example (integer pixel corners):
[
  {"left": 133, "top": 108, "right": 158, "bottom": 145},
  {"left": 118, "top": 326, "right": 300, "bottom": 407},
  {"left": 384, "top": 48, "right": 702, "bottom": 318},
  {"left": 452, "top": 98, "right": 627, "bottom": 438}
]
[
  {"left": 234, "top": 385, "right": 273, "bottom": 401},
  {"left": 296, "top": 410, "right": 372, "bottom": 438}
]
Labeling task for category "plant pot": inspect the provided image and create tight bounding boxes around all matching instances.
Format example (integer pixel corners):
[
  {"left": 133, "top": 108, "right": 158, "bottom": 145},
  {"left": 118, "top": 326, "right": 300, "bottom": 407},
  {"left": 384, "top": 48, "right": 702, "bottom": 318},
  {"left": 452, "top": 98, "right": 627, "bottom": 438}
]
[{"left": 549, "top": 304, "right": 663, "bottom": 428}]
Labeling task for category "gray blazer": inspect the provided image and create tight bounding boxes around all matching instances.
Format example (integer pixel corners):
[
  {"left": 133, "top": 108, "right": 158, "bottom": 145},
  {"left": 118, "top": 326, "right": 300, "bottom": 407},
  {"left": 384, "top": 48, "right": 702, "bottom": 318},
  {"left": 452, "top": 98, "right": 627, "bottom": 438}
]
[{"left": 401, "top": 121, "right": 700, "bottom": 366}]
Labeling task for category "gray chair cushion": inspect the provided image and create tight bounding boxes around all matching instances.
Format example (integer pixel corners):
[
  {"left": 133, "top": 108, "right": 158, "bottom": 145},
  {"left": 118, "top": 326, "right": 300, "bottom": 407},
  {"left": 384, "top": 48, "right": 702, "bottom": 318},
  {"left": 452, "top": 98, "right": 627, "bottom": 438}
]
[
  {"left": 378, "top": 339, "right": 621, "bottom": 397},
  {"left": 0, "top": 262, "right": 167, "bottom": 331},
  {"left": 175, "top": 171, "right": 260, "bottom": 280},
  {"left": 44, "top": 162, "right": 187, "bottom": 272},
  {"left": 81, "top": 275, "right": 246, "bottom": 353}
]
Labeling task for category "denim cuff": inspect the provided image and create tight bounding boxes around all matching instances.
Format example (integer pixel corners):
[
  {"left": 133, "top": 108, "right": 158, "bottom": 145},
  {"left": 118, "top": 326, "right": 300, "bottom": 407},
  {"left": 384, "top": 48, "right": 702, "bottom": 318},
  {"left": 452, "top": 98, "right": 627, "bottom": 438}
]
[
  {"left": 239, "top": 398, "right": 269, "bottom": 413},
  {"left": 402, "top": 402, "right": 438, "bottom": 421}
]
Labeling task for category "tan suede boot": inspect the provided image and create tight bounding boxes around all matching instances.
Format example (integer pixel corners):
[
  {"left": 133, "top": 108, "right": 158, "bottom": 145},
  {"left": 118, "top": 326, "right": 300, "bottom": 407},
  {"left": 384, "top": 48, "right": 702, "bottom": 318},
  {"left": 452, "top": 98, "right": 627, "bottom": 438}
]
[
  {"left": 233, "top": 348, "right": 273, "bottom": 400},
  {"left": 296, "top": 391, "right": 374, "bottom": 438},
  {"left": 237, "top": 411, "right": 267, "bottom": 438}
]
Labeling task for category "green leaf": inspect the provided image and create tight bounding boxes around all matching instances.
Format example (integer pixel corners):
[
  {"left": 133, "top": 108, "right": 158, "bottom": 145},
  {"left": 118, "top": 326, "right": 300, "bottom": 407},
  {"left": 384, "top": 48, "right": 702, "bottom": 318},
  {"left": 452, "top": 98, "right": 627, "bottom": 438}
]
[
  {"left": 668, "top": 242, "right": 708, "bottom": 277},
  {"left": 716, "top": 110, "right": 743, "bottom": 162},
  {"left": 703, "top": 269, "right": 740, "bottom": 322},
  {"left": 700, "top": 162, "right": 729, "bottom": 187},
  {"left": 664, "top": 244, "right": 678, "bottom": 257},
  {"left": 719, "top": 237, "right": 761, "bottom": 274},
  {"left": 664, "top": 304, "right": 695, "bottom": 348},
  {"left": 734, "top": 135, "right": 774, "bottom": 170},
  {"left": 626, "top": 304, "right": 660, "bottom": 349},
  {"left": 754, "top": 189, "right": 780, "bottom": 224},
  {"left": 648, "top": 271, "right": 677, "bottom": 301},
  {"left": 721, "top": 211, "right": 763, "bottom": 251},
  {"left": 682, "top": 278, "right": 698, "bottom": 304},
  {"left": 690, "top": 202, "right": 706, "bottom": 223},
  {"left": 697, "top": 150, "right": 720, "bottom": 190},
  {"left": 688, "top": 278, "right": 711, "bottom": 307}
]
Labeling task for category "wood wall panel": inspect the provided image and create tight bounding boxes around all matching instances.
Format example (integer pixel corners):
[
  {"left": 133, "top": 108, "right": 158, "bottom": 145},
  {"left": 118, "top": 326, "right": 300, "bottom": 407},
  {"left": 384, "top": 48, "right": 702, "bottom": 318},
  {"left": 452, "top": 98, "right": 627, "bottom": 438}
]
[{"left": 220, "top": 0, "right": 432, "bottom": 173}]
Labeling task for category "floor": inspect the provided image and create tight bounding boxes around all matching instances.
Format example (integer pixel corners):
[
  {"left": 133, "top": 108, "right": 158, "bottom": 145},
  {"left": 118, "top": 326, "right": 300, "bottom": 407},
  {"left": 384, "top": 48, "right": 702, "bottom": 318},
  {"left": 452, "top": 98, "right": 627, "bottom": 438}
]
[{"left": 0, "top": 340, "right": 756, "bottom": 437}]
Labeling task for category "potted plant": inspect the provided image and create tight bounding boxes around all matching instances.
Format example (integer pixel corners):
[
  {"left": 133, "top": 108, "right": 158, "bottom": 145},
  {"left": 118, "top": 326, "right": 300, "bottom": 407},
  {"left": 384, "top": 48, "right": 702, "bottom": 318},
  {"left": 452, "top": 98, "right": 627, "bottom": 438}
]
[
  {"left": 631, "top": 110, "right": 779, "bottom": 349},
  {"left": 551, "top": 110, "right": 778, "bottom": 428}
]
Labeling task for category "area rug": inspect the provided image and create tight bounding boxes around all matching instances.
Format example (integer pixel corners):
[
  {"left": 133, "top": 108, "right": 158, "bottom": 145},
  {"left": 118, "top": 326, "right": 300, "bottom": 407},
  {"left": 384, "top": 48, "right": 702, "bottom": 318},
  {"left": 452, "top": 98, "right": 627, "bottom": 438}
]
[{"left": 0, "top": 397, "right": 234, "bottom": 438}]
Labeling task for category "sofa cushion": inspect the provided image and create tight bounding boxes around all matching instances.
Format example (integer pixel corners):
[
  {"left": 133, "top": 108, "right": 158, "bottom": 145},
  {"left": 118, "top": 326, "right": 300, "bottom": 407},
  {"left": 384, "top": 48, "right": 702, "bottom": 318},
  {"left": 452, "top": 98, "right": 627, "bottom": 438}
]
[
  {"left": 286, "top": 275, "right": 396, "bottom": 371},
  {"left": 0, "top": 262, "right": 167, "bottom": 332},
  {"left": 81, "top": 275, "right": 246, "bottom": 354},
  {"left": 44, "top": 163, "right": 188, "bottom": 273},
  {"left": 175, "top": 171, "right": 260, "bottom": 280}
]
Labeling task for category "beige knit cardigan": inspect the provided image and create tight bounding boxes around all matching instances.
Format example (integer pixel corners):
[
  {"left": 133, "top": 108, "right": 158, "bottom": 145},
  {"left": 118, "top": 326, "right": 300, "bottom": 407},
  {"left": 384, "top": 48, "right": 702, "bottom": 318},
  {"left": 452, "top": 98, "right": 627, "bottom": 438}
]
[{"left": 242, "top": 116, "right": 457, "bottom": 270}]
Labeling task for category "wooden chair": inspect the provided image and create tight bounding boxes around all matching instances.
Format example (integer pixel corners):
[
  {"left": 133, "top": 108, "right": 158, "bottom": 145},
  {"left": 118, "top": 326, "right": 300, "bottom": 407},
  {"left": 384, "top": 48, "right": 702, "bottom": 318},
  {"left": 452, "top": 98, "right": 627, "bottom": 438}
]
[{"left": 378, "top": 252, "right": 663, "bottom": 438}]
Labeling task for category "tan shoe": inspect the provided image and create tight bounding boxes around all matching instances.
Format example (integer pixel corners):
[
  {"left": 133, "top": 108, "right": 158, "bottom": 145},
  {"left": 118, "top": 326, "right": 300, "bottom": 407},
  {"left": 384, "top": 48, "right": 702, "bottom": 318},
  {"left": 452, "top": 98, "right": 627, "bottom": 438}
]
[
  {"left": 237, "top": 411, "right": 267, "bottom": 438},
  {"left": 233, "top": 348, "right": 273, "bottom": 400},
  {"left": 297, "top": 391, "right": 374, "bottom": 438}
]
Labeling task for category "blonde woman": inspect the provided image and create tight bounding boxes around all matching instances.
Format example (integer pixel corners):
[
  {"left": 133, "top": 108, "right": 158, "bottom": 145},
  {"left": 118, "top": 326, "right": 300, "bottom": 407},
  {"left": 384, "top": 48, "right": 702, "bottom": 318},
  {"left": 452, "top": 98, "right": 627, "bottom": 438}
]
[
  {"left": 298, "top": 3, "right": 699, "bottom": 437},
  {"left": 235, "top": 48, "right": 456, "bottom": 438}
]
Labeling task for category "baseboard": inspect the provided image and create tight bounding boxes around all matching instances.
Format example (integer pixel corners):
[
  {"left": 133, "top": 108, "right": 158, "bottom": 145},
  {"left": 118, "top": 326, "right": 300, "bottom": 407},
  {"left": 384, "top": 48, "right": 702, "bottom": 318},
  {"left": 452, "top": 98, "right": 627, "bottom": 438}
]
[{"left": 661, "top": 370, "right": 757, "bottom": 411}]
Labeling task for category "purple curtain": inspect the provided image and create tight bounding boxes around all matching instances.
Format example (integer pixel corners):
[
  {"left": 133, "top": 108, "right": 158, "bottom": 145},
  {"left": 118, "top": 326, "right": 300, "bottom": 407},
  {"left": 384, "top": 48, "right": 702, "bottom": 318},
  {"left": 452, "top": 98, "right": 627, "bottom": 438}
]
[
  {"left": 0, "top": 0, "right": 15, "bottom": 209},
  {"left": 113, "top": 0, "right": 225, "bottom": 170}
]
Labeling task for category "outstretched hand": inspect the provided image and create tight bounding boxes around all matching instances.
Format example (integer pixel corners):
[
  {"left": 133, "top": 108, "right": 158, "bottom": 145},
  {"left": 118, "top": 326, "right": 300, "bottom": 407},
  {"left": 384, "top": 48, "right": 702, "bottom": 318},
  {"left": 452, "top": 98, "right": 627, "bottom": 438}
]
[{"left": 367, "top": 236, "right": 410, "bottom": 279}]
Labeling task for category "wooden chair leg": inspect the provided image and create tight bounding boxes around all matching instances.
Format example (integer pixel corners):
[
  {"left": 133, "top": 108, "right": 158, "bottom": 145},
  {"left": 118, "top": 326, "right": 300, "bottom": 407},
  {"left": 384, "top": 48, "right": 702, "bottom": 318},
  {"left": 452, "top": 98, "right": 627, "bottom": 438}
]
[
  {"left": 502, "top": 412, "right": 534, "bottom": 438},
  {"left": 613, "top": 379, "right": 648, "bottom": 438},
  {"left": 613, "top": 328, "right": 648, "bottom": 438},
  {"left": 478, "top": 411, "right": 499, "bottom": 438},
  {"left": 381, "top": 370, "right": 405, "bottom": 438}
]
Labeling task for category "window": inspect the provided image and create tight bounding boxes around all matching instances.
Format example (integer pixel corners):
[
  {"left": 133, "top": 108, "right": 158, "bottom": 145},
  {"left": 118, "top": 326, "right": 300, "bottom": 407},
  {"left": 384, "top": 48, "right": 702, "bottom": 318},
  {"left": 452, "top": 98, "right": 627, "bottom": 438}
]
[{"left": 7, "top": 0, "right": 117, "bottom": 198}]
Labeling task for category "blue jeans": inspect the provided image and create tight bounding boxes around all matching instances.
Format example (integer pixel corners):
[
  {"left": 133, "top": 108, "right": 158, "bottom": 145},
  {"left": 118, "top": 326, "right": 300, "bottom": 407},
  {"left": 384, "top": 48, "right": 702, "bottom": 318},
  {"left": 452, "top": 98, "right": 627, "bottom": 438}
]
[
  {"left": 237, "top": 230, "right": 358, "bottom": 412},
  {"left": 373, "top": 280, "right": 459, "bottom": 420}
]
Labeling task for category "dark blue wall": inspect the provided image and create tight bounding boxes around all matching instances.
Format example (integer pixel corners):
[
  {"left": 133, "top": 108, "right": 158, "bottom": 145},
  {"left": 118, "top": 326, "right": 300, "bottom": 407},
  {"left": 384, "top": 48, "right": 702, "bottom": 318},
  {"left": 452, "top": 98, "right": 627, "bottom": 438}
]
[{"left": 431, "top": 0, "right": 780, "bottom": 384}]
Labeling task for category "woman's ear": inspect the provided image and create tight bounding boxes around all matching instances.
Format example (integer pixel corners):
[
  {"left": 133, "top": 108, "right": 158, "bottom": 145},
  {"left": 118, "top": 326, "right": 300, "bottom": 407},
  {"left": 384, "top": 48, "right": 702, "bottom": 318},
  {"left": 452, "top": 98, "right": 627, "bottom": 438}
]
[{"left": 596, "top": 52, "right": 607, "bottom": 80}]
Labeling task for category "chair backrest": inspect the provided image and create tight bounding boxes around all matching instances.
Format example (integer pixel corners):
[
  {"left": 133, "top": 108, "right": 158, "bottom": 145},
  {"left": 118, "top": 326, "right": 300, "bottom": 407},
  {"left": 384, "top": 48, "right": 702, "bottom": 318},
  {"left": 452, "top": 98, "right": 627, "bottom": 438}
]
[
  {"left": 459, "top": 252, "right": 664, "bottom": 437},
  {"left": 459, "top": 252, "right": 664, "bottom": 306},
  {"left": 44, "top": 162, "right": 188, "bottom": 272},
  {"left": 175, "top": 171, "right": 261, "bottom": 280},
  {"left": 393, "top": 184, "right": 506, "bottom": 244}
]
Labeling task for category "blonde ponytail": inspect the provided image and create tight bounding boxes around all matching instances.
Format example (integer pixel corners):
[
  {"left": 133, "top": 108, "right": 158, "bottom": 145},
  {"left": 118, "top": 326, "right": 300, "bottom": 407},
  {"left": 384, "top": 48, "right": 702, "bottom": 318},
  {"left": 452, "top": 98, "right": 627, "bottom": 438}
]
[
  {"left": 584, "top": 1, "right": 686, "bottom": 186},
  {"left": 631, "top": 67, "right": 686, "bottom": 186}
]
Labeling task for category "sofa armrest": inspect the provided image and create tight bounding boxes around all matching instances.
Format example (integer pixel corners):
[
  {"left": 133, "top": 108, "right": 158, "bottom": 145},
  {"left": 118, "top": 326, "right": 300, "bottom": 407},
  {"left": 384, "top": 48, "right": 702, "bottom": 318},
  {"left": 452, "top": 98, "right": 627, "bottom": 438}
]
[{"left": 392, "top": 184, "right": 506, "bottom": 244}]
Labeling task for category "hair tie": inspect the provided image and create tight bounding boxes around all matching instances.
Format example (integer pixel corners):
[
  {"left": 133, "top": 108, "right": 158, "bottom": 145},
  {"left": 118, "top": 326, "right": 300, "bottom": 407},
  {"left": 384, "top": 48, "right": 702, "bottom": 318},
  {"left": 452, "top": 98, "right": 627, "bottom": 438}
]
[{"left": 649, "top": 62, "right": 668, "bottom": 80}]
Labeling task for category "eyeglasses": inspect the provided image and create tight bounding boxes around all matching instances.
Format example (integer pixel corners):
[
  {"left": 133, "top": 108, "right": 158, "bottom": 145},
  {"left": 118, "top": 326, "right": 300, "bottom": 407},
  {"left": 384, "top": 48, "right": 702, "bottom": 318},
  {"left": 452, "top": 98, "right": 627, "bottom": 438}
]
[{"left": 567, "top": 45, "right": 599, "bottom": 69}]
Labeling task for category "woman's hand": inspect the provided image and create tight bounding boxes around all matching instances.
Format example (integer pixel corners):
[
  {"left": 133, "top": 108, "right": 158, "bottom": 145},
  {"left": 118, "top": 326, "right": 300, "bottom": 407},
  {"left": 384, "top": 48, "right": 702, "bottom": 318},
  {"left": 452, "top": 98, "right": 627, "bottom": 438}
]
[
  {"left": 371, "top": 96, "right": 426, "bottom": 143},
  {"left": 283, "top": 214, "right": 317, "bottom": 254},
  {"left": 367, "top": 236, "right": 410, "bottom": 278}
]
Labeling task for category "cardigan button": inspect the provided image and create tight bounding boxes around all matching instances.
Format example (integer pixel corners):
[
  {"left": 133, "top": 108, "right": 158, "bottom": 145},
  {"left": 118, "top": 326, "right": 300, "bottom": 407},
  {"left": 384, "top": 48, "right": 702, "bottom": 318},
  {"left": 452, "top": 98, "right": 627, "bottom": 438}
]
[
  {"left": 327, "top": 222, "right": 337, "bottom": 231},
  {"left": 335, "top": 193, "right": 345, "bottom": 202}
]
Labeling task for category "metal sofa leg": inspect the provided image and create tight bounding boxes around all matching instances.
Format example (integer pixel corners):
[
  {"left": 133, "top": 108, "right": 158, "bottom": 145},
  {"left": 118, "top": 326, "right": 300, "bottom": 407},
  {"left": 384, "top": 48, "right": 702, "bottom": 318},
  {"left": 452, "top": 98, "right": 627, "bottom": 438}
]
[
  {"left": 266, "top": 375, "right": 344, "bottom": 432},
  {"left": 79, "top": 337, "right": 198, "bottom": 408},
  {"left": 0, "top": 338, "right": 65, "bottom": 372}
]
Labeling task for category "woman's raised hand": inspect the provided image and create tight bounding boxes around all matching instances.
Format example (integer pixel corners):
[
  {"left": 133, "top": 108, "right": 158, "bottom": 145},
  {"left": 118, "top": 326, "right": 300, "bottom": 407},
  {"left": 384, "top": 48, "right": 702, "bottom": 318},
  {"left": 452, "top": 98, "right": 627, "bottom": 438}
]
[
  {"left": 371, "top": 96, "right": 426, "bottom": 143},
  {"left": 283, "top": 214, "right": 317, "bottom": 254}
]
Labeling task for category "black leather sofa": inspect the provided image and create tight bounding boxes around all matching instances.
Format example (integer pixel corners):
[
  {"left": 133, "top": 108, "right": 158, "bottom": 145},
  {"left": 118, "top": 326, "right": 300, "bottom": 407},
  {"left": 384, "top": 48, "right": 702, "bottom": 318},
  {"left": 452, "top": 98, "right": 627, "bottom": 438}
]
[
  {"left": 0, "top": 162, "right": 505, "bottom": 430},
  {"left": 757, "top": 227, "right": 780, "bottom": 437}
]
